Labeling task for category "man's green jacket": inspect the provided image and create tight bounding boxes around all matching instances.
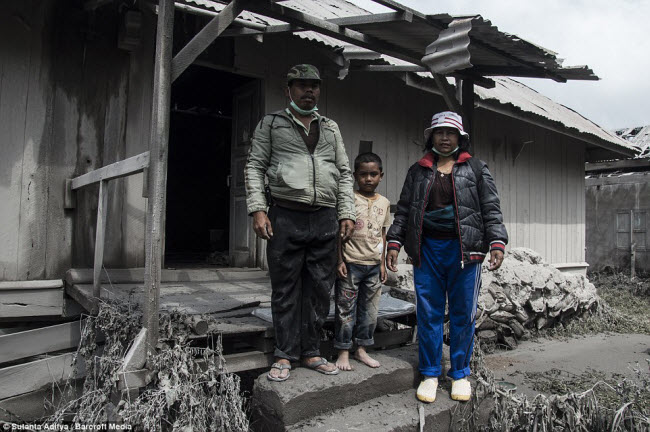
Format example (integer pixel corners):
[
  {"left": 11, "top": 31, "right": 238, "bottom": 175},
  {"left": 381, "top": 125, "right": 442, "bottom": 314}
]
[{"left": 245, "top": 109, "right": 355, "bottom": 221}]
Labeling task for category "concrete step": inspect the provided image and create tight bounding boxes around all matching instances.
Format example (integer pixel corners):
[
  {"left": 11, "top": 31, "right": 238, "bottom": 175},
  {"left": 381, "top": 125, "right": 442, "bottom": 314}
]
[
  {"left": 251, "top": 346, "right": 420, "bottom": 431},
  {"left": 288, "top": 387, "right": 459, "bottom": 432}
]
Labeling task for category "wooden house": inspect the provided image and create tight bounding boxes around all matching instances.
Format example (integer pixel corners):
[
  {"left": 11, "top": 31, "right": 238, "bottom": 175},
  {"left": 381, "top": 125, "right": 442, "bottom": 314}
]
[{"left": 0, "top": 0, "right": 640, "bottom": 411}]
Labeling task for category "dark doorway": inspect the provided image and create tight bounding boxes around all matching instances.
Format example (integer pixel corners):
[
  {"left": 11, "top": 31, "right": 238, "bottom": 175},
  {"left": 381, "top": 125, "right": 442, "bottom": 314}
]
[{"left": 165, "top": 65, "right": 254, "bottom": 267}]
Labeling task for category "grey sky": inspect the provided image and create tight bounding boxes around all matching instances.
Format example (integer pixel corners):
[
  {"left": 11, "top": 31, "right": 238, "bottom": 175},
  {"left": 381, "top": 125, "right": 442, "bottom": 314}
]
[{"left": 350, "top": 0, "right": 650, "bottom": 130}]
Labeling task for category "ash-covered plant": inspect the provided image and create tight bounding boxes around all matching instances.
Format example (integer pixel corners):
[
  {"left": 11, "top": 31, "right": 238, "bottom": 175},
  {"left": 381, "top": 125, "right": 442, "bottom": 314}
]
[
  {"left": 48, "top": 301, "right": 248, "bottom": 431},
  {"left": 452, "top": 340, "right": 650, "bottom": 432}
]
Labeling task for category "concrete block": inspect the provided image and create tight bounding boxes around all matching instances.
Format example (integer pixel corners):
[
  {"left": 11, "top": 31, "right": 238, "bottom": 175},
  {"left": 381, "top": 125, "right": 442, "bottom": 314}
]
[{"left": 251, "top": 347, "right": 420, "bottom": 431}]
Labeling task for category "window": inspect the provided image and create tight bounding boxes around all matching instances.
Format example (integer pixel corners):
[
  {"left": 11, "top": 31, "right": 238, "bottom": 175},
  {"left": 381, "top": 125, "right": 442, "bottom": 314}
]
[{"left": 616, "top": 210, "right": 647, "bottom": 250}]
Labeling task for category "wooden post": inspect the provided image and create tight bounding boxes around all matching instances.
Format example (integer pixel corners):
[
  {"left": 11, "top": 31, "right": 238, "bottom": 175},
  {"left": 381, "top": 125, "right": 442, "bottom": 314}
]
[
  {"left": 630, "top": 210, "right": 636, "bottom": 279},
  {"left": 461, "top": 79, "right": 475, "bottom": 138},
  {"left": 144, "top": 0, "right": 174, "bottom": 360},
  {"left": 93, "top": 180, "right": 109, "bottom": 311}
]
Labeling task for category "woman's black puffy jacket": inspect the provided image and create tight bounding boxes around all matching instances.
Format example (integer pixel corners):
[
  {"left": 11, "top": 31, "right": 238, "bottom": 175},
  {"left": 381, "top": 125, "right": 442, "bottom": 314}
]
[{"left": 387, "top": 151, "right": 508, "bottom": 268}]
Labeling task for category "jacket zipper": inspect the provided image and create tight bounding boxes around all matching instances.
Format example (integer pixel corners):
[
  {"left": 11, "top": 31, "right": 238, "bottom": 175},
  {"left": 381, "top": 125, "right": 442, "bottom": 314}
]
[
  {"left": 310, "top": 153, "right": 317, "bottom": 205},
  {"left": 450, "top": 164, "right": 465, "bottom": 269},
  {"left": 417, "top": 168, "right": 435, "bottom": 267}
]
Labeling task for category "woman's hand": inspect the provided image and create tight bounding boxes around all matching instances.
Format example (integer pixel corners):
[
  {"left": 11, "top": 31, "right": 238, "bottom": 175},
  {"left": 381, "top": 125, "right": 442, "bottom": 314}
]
[
  {"left": 386, "top": 249, "right": 399, "bottom": 272},
  {"left": 488, "top": 250, "right": 504, "bottom": 271}
]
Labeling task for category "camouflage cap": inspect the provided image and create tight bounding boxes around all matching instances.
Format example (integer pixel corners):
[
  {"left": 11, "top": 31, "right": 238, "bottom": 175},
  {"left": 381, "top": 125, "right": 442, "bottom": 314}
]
[{"left": 287, "top": 64, "right": 321, "bottom": 84}]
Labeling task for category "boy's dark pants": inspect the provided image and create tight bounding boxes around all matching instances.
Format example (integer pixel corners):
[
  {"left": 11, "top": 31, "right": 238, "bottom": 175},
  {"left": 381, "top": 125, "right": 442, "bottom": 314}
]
[
  {"left": 266, "top": 205, "right": 338, "bottom": 361},
  {"left": 334, "top": 263, "right": 382, "bottom": 350}
]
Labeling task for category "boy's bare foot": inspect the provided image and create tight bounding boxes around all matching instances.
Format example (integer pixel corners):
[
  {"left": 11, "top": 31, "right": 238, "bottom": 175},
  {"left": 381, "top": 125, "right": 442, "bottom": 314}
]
[
  {"left": 336, "top": 350, "right": 354, "bottom": 371},
  {"left": 354, "top": 347, "right": 380, "bottom": 368},
  {"left": 268, "top": 358, "right": 291, "bottom": 381}
]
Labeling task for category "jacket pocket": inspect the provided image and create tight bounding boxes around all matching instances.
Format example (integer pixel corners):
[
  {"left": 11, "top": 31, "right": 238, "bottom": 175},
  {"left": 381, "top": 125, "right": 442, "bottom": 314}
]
[
  {"left": 277, "top": 158, "right": 310, "bottom": 191},
  {"left": 316, "top": 161, "right": 340, "bottom": 202}
]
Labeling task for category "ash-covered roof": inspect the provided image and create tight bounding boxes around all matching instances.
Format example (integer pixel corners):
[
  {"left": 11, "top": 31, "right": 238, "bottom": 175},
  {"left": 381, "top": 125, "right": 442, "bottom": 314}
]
[
  {"left": 615, "top": 126, "right": 650, "bottom": 158},
  {"left": 178, "top": 0, "right": 636, "bottom": 156}
]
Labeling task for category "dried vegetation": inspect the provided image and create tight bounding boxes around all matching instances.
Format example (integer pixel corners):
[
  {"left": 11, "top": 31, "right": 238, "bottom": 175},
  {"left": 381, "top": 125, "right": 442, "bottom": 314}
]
[{"left": 47, "top": 301, "right": 248, "bottom": 431}]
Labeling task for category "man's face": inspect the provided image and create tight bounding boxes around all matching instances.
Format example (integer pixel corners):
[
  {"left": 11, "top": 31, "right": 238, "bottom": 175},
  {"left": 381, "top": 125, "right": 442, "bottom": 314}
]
[
  {"left": 286, "top": 79, "right": 321, "bottom": 111},
  {"left": 432, "top": 127, "right": 460, "bottom": 154},
  {"left": 354, "top": 162, "right": 383, "bottom": 194}
]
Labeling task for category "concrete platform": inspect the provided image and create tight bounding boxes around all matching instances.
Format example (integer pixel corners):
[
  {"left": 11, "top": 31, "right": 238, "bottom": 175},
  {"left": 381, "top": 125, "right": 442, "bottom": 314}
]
[{"left": 251, "top": 347, "right": 421, "bottom": 431}]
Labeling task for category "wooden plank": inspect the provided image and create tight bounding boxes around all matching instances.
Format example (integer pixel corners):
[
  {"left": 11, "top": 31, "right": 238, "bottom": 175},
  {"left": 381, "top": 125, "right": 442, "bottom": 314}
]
[
  {"left": 248, "top": 1, "right": 424, "bottom": 66},
  {"left": 171, "top": 0, "right": 244, "bottom": 82},
  {"left": 432, "top": 74, "right": 462, "bottom": 114},
  {"left": 93, "top": 180, "right": 109, "bottom": 304},
  {"left": 66, "top": 267, "right": 267, "bottom": 285},
  {"left": 0, "top": 320, "right": 85, "bottom": 364},
  {"left": 0, "top": 352, "right": 79, "bottom": 400},
  {"left": 0, "top": 288, "right": 63, "bottom": 318},
  {"left": 17, "top": 1, "right": 53, "bottom": 281},
  {"left": 67, "top": 281, "right": 272, "bottom": 315},
  {"left": 145, "top": 0, "right": 175, "bottom": 360},
  {"left": 0, "top": 1, "right": 31, "bottom": 282},
  {"left": 0, "top": 280, "right": 63, "bottom": 291},
  {"left": 328, "top": 11, "right": 412, "bottom": 26},
  {"left": 70, "top": 151, "right": 150, "bottom": 190},
  {"left": 585, "top": 158, "right": 650, "bottom": 172}
]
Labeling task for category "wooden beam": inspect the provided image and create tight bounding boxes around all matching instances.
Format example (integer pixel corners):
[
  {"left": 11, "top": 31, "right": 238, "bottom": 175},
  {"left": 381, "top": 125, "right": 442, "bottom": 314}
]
[
  {"left": 585, "top": 173, "right": 650, "bottom": 187},
  {"left": 145, "top": 0, "right": 175, "bottom": 363},
  {"left": 64, "top": 179, "right": 76, "bottom": 209},
  {"left": 171, "top": 0, "right": 245, "bottom": 82},
  {"left": 328, "top": 11, "right": 412, "bottom": 26},
  {"left": 585, "top": 158, "right": 650, "bottom": 172},
  {"left": 0, "top": 289, "right": 63, "bottom": 319},
  {"left": 0, "top": 352, "right": 78, "bottom": 400},
  {"left": 92, "top": 180, "right": 109, "bottom": 308},
  {"left": 246, "top": 1, "right": 424, "bottom": 66},
  {"left": 70, "top": 151, "right": 150, "bottom": 190},
  {"left": 432, "top": 74, "right": 462, "bottom": 114},
  {"left": 460, "top": 78, "right": 475, "bottom": 136},
  {"left": 0, "top": 280, "right": 62, "bottom": 290},
  {"left": 0, "top": 320, "right": 85, "bottom": 364},
  {"left": 353, "top": 65, "right": 427, "bottom": 72}
]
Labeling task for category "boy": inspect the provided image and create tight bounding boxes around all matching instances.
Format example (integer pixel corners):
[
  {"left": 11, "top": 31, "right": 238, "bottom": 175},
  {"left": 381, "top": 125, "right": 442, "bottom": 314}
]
[{"left": 335, "top": 152, "right": 391, "bottom": 370}]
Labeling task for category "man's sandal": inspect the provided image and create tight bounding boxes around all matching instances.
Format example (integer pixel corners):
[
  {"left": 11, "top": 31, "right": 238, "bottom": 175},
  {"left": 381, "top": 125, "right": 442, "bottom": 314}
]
[
  {"left": 267, "top": 362, "right": 292, "bottom": 382},
  {"left": 303, "top": 358, "right": 340, "bottom": 375}
]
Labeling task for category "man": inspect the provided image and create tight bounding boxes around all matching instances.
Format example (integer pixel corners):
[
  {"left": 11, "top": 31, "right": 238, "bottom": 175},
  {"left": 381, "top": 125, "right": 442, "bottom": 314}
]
[{"left": 245, "top": 64, "right": 355, "bottom": 381}]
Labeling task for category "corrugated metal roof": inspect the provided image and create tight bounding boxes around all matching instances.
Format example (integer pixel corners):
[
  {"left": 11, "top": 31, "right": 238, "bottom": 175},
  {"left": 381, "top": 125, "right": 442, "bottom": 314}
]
[
  {"left": 175, "top": 0, "right": 634, "bottom": 154},
  {"left": 616, "top": 126, "right": 650, "bottom": 158}
]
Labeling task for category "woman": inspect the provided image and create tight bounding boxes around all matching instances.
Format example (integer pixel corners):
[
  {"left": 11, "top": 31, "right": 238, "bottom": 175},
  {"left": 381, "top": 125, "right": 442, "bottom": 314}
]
[{"left": 386, "top": 111, "right": 507, "bottom": 403}]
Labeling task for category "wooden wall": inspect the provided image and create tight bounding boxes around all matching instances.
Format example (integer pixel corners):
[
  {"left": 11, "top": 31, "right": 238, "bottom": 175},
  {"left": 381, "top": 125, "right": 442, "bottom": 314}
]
[{"left": 0, "top": 1, "right": 143, "bottom": 281}]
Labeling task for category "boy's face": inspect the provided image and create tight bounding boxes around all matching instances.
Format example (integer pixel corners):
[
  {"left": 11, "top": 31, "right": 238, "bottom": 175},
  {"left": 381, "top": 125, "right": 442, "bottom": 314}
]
[{"left": 354, "top": 161, "right": 383, "bottom": 194}]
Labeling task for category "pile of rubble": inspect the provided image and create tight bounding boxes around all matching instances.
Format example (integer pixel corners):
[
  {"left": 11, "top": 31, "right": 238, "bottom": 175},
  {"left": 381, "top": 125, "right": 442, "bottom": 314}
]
[{"left": 389, "top": 248, "right": 600, "bottom": 349}]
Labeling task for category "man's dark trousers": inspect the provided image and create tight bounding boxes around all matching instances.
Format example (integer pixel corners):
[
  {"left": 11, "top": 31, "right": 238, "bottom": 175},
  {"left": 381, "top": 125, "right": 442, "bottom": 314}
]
[{"left": 266, "top": 205, "right": 338, "bottom": 361}]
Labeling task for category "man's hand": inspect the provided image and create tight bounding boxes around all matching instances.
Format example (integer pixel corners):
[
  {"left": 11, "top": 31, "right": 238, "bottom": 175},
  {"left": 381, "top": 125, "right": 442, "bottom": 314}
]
[
  {"left": 380, "top": 265, "right": 387, "bottom": 284},
  {"left": 488, "top": 250, "right": 504, "bottom": 271},
  {"left": 386, "top": 249, "right": 399, "bottom": 272},
  {"left": 339, "top": 219, "right": 355, "bottom": 242},
  {"left": 337, "top": 261, "right": 347, "bottom": 279},
  {"left": 252, "top": 211, "right": 273, "bottom": 240}
]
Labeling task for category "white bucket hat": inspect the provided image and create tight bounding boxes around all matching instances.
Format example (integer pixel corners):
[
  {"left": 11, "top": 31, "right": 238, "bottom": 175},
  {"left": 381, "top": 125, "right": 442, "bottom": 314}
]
[{"left": 423, "top": 111, "right": 469, "bottom": 143}]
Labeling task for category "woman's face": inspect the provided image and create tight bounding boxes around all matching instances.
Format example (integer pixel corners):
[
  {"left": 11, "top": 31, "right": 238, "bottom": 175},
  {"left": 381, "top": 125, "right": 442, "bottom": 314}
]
[{"left": 432, "top": 127, "right": 460, "bottom": 154}]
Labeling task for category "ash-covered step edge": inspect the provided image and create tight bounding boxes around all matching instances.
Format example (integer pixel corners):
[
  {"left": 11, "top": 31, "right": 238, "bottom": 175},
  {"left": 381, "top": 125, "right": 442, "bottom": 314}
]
[{"left": 251, "top": 346, "right": 420, "bottom": 431}]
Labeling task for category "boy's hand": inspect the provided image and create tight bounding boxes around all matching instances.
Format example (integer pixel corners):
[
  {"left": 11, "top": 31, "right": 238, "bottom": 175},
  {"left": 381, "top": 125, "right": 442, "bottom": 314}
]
[
  {"left": 252, "top": 211, "right": 273, "bottom": 240},
  {"left": 386, "top": 249, "right": 399, "bottom": 272},
  {"left": 337, "top": 261, "right": 348, "bottom": 279},
  {"left": 380, "top": 265, "right": 387, "bottom": 284},
  {"left": 339, "top": 219, "right": 355, "bottom": 242}
]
